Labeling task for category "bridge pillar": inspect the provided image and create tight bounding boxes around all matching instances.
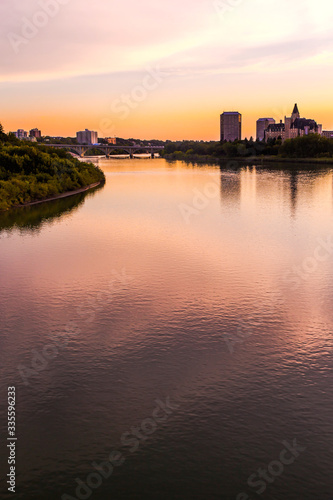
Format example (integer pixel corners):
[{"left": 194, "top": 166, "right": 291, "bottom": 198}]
[
  {"left": 151, "top": 151, "right": 155, "bottom": 159},
  {"left": 79, "top": 147, "right": 88, "bottom": 157},
  {"left": 130, "top": 151, "right": 133, "bottom": 159}
]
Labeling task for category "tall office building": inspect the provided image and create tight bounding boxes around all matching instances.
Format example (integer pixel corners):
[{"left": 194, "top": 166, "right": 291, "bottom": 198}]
[
  {"left": 76, "top": 129, "right": 98, "bottom": 145},
  {"left": 256, "top": 118, "right": 275, "bottom": 141},
  {"left": 220, "top": 112, "right": 242, "bottom": 141},
  {"left": 30, "top": 128, "right": 42, "bottom": 138},
  {"left": 14, "top": 129, "right": 28, "bottom": 139}
]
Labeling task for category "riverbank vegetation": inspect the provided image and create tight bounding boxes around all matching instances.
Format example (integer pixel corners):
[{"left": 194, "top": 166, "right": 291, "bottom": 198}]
[
  {"left": 161, "top": 135, "right": 333, "bottom": 162},
  {"left": 0, "top": 185, "right": 104, "bottom": 233},
  {"left": 0, "top": 124, "right": 105, "bottom": 211}
]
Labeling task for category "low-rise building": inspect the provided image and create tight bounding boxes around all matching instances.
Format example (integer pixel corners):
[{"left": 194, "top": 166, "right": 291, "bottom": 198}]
[
  {"left": 106, "top": 137, "right": 117, "bottom": 144},
  {"left": 322, "top": 131, "right": 333, "bottom": 139},
  {"left": 265, "top": 121, "right": 285, "bottom": 141}
]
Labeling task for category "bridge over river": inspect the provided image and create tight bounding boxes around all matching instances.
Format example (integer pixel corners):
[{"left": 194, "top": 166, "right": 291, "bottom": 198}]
[{"left": 40, "top": 143, "right": 164, "bottom": 158}]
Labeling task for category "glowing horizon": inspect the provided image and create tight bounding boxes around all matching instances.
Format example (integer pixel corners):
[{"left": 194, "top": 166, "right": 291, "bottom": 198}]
[{"left": 1, "top": 0, "right": 333, "bottom": 140}]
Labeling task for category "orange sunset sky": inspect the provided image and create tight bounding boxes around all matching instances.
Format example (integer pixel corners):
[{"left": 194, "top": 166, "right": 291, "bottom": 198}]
[{"left": 1, "top": 0, "right": 333, "bottom": 140}]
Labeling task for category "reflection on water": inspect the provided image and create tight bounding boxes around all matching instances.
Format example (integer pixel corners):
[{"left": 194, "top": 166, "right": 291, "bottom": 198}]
[
  {"left": 0, "top": 159, "right": 333, "bottom": 500},
  {"left": 0, "top": 183, "right": 104, "bottom": 235},
  {"left": 218, "top": 163, "right": 333, "bottom": 219}
]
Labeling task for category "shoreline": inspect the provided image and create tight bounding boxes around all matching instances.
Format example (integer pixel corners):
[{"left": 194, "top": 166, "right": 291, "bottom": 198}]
[
  {"left": 163, "top": 154, "right": 333, "bottom": 166},
  {"left": 13, "top": 181, "right": 103, "bottom": 209},
  {"left": 229, "top": 156, "right": 333, "bottom": 165}
]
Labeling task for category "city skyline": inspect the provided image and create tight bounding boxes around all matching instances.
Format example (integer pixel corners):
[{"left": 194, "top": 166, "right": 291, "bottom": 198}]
[
  {"left": 10, "top": 101, "right": 333, "bottom": 143},
  {"left": 1, "top": 0, "right": 333, "bottom": 140}
]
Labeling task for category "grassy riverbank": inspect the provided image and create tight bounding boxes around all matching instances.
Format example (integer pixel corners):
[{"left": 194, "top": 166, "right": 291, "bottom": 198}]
[{"left": 0, "top": 134, "right": 105, "bottom": 211}]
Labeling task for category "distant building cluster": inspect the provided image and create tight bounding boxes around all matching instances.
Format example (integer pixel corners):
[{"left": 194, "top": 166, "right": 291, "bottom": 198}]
[
  {"left": 261, "top": 104, "right": 323, "bottom": 141},
  {"left": 220, "top": 104, "right": 333, "bottom": 143},
  {"left": 76, "top": 129, "right": 98, "bottom": 145},
  {"left": 9, "top": 126, "right": 114, "bottom": 146},
  {"left": 12, "top": 128, "right": 42, "bottom": 141},
  {"left": 258, "top": 104, "right": 333, "bottom": 142}
]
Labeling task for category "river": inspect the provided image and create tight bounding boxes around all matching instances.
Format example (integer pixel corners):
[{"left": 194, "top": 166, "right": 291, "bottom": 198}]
[{"left": 0, "top": 158, "right": 332, "bottom": 499}]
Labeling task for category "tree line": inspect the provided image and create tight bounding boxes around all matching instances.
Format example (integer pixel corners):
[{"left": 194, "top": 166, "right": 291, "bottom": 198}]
[
  {"left": 161, "top": 135, "right": 333, "bottom": 160},
  {"left": 0, "top": 123, "right": 105, "bottom": 211}
]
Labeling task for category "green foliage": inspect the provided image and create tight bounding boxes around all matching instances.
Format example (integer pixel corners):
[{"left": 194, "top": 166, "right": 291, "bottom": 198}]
[
  {"left": 161, "top": 139, "right": 279, "bottom": 159},
  {"left": 161, "top": 135, "right": 333, "bottom": 161},
  {"left": 43, "top": 136, "right": 78, "bottom": 145},
  {"left": 0, "top": 137, "right": 105, "bottom": 211},
  {"left": 222, "top": 142, "right": 239, "bottom": 157},
  {"left": 279, "top": 134, "right": 333, "bottom": 158},
  {"left": 0, "top": 122, "right": 7, "bottom": 143}
]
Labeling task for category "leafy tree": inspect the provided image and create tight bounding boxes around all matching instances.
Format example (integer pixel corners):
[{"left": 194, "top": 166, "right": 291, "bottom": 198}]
[
  {"left": 0, "top": 122, "right": 7, "bottom": 142},
  {"left": 279, "top": 134, "right": 333, "bottom": 158},
  {"left": 0, "top": 142, "right": 105, "bottom": 211}
]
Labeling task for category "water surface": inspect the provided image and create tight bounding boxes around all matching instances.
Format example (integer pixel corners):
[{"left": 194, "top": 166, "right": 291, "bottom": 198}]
[{"left": 0, "top": 159, "right": 332, "bottom": 499}]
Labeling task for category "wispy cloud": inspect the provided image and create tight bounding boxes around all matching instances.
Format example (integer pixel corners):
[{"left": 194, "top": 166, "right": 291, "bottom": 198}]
[{"left": 1, "top": 0, "right": 333, "bottom": 138}]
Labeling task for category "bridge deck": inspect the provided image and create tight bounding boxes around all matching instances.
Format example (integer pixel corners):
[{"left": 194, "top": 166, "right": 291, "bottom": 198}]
[{"left": 38, "top": 143, "right": 164, "bottom": 158}]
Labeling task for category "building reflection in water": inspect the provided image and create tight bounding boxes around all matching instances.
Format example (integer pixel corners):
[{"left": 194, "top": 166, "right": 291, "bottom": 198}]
[
  {"left": 219, "top": 163, "right": 333, "bottom": 223},
  {"left": 289, "top": 169, "right": 298, "bottom": 217}
]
